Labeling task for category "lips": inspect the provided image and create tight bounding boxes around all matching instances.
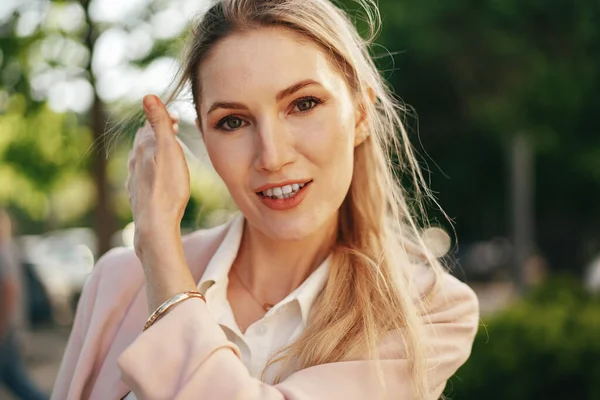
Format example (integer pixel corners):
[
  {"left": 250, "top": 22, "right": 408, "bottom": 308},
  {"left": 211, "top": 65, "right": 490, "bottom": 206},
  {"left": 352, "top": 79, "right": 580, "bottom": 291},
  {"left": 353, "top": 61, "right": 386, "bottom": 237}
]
[
  {"left": 256, "top": 180, "right": 312, "bottom": 200},
  {"left": 257, "top": 181, "right": 310, "bottom": 199},
  {"left": 256, "top": 180, "right": 312, "bottom": 211}
]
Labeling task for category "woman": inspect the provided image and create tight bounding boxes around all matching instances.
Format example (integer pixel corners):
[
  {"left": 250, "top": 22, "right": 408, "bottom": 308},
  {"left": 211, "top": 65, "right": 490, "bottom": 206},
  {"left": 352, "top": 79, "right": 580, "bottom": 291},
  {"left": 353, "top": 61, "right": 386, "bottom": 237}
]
[{"left": 52, "top": 0, "right": 479, "bottom": 399}]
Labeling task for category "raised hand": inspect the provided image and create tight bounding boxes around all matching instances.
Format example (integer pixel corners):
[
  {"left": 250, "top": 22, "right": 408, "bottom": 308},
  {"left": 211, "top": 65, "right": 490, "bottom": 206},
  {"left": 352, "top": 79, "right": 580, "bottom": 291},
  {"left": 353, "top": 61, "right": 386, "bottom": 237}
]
[{"left": 127, "top": 95, "right": 190, "bottom": 260}]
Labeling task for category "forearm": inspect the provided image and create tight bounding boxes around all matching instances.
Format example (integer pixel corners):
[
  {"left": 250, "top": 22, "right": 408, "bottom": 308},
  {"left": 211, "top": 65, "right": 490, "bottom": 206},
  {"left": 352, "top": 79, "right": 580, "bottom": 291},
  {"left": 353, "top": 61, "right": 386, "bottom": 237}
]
[
  {"left": 128, "top": 95, "right": 194, "bottom": 313},
  {"left": 118, "top": 270, "right": 479, "bottom": 400},
  {"left": 135, "top": 225, "right": 197, "bottom": 313}
]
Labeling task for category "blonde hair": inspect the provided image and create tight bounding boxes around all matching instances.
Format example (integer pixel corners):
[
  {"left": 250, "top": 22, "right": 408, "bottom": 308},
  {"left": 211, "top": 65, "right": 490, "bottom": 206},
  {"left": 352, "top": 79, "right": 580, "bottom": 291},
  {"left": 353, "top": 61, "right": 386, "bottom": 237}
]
[{"left": 165, "top": 0, "right": 446, "bottom": 397}]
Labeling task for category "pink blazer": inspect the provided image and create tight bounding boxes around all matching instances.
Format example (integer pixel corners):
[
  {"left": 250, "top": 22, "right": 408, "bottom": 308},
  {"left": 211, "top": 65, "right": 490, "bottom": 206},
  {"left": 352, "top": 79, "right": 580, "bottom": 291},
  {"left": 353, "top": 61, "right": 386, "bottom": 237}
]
[{"left": 51, "top": 220, "right": 479, "bottom": 400}]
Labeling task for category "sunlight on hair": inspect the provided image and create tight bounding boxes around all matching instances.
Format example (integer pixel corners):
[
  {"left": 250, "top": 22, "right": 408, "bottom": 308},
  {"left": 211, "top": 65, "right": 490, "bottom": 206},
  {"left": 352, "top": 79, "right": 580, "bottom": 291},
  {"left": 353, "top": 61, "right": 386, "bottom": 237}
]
[
  {"left": 150, "top": 1, "right": 455, "bottom": 398},
  {"left": 107, "top": 1, "right": 454, "bottom": 397},
  {"left": 421, "top": 227, "right": 452, "bottom": 258}
]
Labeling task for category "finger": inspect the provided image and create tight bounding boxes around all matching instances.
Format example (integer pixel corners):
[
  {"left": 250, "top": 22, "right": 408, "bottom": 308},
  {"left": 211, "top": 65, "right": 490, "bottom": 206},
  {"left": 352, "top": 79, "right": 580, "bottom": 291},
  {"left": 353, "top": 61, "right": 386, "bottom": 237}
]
[
  {"left": 143, "top": 95, "right": 175, "bottom": 143},
  {"left": 126, "top": 167, "right": 135, "bottom": 203},
  {"left": 133, "top": 121, "right": 154, "bottom": 148},
  {"left": 169, "top": 112, "right": 180, "bottom": 123},
  {"left": 134, "top": 136, "right": 156, "bottom": 161},
  {"left": 169, "top": 113, "right": 180, "bottom": 133},
  {"left": 128, "top": 151, "right": 135, "bottom": 172}
]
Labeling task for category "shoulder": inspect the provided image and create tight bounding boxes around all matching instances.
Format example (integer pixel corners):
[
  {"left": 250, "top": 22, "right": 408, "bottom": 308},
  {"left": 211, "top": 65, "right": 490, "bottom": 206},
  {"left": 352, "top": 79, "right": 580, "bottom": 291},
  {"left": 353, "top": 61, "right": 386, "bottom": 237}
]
[
  {"left": 412, "top": 263, "right": 480, "bottom": 327},
  {"left": 89, "top": 220, "right": 233, "bottom": 294},
  {"left": 74, "top": 220, "right": 233, "bottom": 330},
  {"left": 92, "top": 246, "right": 140, "bottom": 286}
]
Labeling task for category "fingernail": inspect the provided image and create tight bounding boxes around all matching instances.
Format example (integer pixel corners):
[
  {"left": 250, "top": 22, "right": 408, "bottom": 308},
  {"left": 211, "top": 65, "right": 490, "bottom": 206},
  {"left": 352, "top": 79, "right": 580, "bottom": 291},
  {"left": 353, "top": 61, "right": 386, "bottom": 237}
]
[{"left": 143, "top": 95, "right": 158, "bottom": 111}]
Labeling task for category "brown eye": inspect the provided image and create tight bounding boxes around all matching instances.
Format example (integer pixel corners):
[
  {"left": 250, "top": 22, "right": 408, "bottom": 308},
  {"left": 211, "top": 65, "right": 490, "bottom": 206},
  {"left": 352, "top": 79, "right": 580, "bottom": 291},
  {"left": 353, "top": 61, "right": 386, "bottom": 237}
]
[
  {"left": 217, "top": 116, "right": 245, "bottom": 131},
  {"left": 292, "top": 96, "right": 322, "bottom": 114},
  {"left": 225, "top": 117, "right": 242, "bottom": 129},
  {"left": 295, "top": 99, "right": 316, "bottom": 112}
]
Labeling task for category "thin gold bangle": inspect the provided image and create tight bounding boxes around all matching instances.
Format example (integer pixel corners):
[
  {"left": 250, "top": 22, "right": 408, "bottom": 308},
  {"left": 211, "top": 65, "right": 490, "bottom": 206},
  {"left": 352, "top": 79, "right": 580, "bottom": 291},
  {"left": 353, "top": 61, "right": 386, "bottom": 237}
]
[{"left": 144, "top": 290, "right": 206, "bottom": 331}]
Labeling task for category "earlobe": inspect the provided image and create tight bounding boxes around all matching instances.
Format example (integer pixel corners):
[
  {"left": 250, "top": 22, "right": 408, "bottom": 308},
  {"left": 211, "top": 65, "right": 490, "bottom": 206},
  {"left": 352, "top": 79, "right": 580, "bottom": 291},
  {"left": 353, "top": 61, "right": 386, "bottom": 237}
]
[
  {"left": 354, "top": 88, "right": 375, "bottom": 147},
  {"left": 354, "top": 125, "right": 370, "bottom": 147},
  {"left": 353, "top": 116, "right": 370, "bottom": 147}
]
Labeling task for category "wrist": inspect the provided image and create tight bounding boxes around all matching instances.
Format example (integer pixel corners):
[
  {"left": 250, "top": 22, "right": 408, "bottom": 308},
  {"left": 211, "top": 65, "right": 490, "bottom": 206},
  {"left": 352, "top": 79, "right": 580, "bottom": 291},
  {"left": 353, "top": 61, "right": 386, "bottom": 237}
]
[
  {"left": 137, "top": 244, "right": 197, "bottom": 311},
  {"left": 134, "top": 221, "right": 181, "bottom": 256},
  {"left": 134, "top": 227, "right": 186, "bottom": 277}
]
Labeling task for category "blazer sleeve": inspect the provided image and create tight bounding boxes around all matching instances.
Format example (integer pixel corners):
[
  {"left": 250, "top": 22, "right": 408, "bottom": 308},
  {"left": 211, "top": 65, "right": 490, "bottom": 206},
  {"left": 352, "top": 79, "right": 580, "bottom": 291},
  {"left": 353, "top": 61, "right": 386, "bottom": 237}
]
[
  {"left": 51, "top": 248, "right": 122, "bottom": 400},
  {"left": 118, "top": 272, "right": 479, "bottom": 400}
]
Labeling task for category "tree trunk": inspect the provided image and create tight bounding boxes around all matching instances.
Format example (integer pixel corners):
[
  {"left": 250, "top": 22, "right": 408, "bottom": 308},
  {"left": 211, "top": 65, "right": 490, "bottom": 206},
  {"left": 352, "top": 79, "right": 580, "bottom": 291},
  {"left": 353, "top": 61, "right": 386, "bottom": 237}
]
[
  {"left": 90, "top": 97, "right": 114, "bottom": 255},
  {"left": 82, "top": 0, "right": 115, "bottom": 256},
  {"left": 511, "top": 133, "right": 535, "bottom": 295}
]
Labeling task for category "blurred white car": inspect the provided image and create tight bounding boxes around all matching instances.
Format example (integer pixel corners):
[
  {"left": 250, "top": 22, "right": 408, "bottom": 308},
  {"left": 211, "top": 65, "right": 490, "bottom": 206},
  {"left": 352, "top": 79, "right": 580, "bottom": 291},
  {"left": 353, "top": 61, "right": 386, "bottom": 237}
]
[
  {"left": 20, "top": 228, "right": 97, "bottom": 325},
  {"left": 585, "top": 255, "right": 600, "bottom": 293}
]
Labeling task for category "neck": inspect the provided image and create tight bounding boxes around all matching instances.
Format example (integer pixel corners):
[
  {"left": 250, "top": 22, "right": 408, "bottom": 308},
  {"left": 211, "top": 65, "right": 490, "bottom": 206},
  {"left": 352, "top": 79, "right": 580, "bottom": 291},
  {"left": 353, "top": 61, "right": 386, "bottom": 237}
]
[{"left": 234, "top": 214, "right": 337, "bottom": 305}]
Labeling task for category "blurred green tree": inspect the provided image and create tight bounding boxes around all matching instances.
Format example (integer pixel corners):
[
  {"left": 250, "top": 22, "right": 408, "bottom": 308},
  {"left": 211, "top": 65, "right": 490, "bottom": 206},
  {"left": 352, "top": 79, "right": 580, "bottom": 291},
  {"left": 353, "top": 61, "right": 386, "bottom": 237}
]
[
  {"left": 2, "top": 0, "right": 598, "bottom": 269},
  {"left": 341, "top": 0, "right": 600, "bottom": 273},
  {"left": 446, "top": 277, "right": 600, "bottom": 399},
  {"left": 0, "top": 94, "right": 93, "bottom": 228},
  {"left": 0, "top": 0, "right": 217, "bottom": 253}
]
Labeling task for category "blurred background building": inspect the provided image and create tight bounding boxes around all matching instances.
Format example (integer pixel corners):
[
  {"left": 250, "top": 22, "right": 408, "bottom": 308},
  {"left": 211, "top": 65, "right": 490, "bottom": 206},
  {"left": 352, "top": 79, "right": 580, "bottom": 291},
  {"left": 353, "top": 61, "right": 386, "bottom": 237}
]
[{"left": 0, "top": 0, "right": 598, "bottom": 398}]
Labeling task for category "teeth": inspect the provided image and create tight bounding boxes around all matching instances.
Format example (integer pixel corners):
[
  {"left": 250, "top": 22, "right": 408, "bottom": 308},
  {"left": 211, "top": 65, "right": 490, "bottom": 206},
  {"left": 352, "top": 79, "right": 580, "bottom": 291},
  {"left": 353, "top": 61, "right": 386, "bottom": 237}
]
[{"left": 259, "top": 181, "right": 310, "bottom": 199}]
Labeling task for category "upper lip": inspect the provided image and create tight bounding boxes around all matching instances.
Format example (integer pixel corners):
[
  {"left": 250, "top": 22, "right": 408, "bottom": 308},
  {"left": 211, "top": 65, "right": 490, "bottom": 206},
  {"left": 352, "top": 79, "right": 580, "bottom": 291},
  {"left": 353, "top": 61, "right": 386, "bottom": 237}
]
[{"left": 254, "top": 179, "right": 312, "bottom": 193}]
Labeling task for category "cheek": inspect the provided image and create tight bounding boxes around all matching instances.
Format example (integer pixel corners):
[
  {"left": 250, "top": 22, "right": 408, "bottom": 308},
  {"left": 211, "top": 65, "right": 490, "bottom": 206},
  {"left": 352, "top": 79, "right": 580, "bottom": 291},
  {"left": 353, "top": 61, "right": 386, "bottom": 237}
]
[
  {"left": 294, "top": 106, "right": 356, "bottom": 172},
  {"left": 203, "top": 136, "right": 249, "bottom": 193},
  {"left": 292, "top": 108, "right": 356, "bottom": 214}
]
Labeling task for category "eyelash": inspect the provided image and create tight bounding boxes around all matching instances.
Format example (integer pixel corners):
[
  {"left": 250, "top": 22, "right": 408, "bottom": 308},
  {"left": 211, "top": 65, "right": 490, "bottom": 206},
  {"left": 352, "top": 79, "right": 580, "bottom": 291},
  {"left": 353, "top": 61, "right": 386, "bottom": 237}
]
[
  {"left": 214, "top": 96, "right": 324, "bottom": 131},
  {"left": 292, "top": 96, "right": 323, "bottom": 113}
]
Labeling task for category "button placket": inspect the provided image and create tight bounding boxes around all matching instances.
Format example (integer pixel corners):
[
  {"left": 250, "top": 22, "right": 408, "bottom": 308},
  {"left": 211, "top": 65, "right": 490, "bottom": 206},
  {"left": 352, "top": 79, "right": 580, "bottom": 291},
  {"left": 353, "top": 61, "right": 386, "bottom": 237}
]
[{"left": 244, "top": 319, "right": 274, "bottom": 378}]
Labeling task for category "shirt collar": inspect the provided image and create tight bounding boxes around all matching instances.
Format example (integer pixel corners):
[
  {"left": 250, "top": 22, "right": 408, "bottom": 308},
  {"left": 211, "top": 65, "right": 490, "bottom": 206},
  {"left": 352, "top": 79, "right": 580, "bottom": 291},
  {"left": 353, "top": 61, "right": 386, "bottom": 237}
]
[
  {"left": 289, "top": 255, "right": 331, "bottom": 325},
  {"left": 197, "top": 212, "right": 331, "bottom": 326}
]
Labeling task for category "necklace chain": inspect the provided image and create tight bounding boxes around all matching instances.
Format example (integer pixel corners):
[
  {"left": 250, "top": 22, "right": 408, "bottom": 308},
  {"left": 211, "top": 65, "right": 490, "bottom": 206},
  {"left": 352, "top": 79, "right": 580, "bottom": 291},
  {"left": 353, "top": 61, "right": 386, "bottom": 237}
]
[{"left": 232, "top": 267, "right": 274, "bottom": 312}]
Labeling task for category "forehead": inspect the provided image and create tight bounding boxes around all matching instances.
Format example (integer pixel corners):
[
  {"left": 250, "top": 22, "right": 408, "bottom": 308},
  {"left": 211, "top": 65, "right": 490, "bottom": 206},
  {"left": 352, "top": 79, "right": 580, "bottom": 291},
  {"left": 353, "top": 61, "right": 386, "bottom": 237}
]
[{"left": 198, "top": 27, "right": 347, "bottom": 107}]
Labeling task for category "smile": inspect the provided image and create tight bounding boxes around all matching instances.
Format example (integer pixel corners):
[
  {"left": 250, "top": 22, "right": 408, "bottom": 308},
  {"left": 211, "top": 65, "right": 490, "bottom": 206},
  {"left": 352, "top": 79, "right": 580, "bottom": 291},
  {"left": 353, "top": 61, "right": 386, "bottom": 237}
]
[
  {"left": 255, "top": 180, "right": 313, "bottom": 211},
  {"left": 257, "top": 181, "right": 310, "bottom": 200}
]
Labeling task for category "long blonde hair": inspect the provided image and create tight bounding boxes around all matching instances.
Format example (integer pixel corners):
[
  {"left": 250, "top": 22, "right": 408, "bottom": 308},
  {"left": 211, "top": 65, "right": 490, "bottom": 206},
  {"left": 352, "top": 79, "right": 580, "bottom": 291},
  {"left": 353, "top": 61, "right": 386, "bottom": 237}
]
[{"left": 165, "top": 0, "right": 446, "bottom": 397}]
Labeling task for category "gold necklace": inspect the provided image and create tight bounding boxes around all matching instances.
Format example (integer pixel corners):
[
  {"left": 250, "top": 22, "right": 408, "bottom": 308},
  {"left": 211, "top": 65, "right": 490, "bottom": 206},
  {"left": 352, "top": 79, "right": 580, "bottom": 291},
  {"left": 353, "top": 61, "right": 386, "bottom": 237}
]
[{"left": 232, "top": 267, "right": 274, "bottom": 312}]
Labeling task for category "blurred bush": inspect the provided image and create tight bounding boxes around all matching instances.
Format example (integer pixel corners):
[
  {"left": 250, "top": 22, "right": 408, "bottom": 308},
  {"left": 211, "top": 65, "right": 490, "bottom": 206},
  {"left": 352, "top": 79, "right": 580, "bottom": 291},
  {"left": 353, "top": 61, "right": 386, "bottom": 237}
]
[{"left": 446, "top": 277, "right": 600, "bottom": 400}]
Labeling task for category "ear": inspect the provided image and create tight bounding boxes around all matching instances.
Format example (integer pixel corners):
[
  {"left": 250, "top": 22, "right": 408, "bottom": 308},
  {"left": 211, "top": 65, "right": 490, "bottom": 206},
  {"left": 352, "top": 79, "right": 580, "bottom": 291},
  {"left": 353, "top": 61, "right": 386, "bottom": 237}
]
[{"left": 354, "top": 87, "right": 376, "bottom": 147}]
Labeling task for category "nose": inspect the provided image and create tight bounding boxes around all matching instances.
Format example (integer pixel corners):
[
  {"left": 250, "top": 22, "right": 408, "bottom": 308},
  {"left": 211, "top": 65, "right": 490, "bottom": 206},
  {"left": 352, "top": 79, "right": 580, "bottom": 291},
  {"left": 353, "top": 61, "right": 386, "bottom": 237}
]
[{"left": 253, "top": 117, "right": 296, "bottom": 172}]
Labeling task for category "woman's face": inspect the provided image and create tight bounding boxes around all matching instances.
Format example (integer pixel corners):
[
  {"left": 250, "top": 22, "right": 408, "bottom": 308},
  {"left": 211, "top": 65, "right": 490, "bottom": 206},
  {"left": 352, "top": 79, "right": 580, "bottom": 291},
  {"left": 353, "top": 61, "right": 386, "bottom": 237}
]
[{"left": 198, "top": 27, "right": 361, "bottom": 241}]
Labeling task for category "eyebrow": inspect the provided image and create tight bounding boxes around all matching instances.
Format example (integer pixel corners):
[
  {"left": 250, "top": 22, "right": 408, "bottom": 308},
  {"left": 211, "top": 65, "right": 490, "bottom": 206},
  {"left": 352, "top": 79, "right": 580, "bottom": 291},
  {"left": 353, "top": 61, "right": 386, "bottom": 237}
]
[
  {"left": 275, "top": 79, "right": 321, "bottom": 101},
  {"left": 206, "top": 79, "right": 322, "bottom": 115}
]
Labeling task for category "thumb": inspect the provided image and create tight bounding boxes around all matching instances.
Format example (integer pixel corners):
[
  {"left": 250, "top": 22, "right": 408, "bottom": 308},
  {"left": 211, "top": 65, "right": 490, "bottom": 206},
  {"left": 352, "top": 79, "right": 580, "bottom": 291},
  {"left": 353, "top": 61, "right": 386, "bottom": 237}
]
[{"left": 143, "top": 94, "right": 174, "bottom": 142}]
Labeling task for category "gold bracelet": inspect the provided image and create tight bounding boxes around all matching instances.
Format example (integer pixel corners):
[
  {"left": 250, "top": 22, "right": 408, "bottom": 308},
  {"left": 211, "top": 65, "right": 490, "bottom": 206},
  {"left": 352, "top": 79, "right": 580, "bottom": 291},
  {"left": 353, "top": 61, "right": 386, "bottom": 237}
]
[{"left": 144, "top": 290, "right": 206, "bottom": 331}]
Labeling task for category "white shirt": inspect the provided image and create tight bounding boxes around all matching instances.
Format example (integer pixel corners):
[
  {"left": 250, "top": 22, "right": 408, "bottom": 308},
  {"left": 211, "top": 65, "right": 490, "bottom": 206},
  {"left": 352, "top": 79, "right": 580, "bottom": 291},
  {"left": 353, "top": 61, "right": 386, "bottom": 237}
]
[{"left": 126, "top": 214, "right": 330, "bottom": 398}]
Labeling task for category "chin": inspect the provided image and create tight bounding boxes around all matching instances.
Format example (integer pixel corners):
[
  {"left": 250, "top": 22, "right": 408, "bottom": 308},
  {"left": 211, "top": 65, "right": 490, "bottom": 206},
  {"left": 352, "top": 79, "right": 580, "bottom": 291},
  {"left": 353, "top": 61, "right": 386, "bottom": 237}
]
[
  {"left": 268, "top": 222, "right": 318, "bottom": 241},
  {"left": 247, "top": 207, "right": 337, "bottom": 242}
]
